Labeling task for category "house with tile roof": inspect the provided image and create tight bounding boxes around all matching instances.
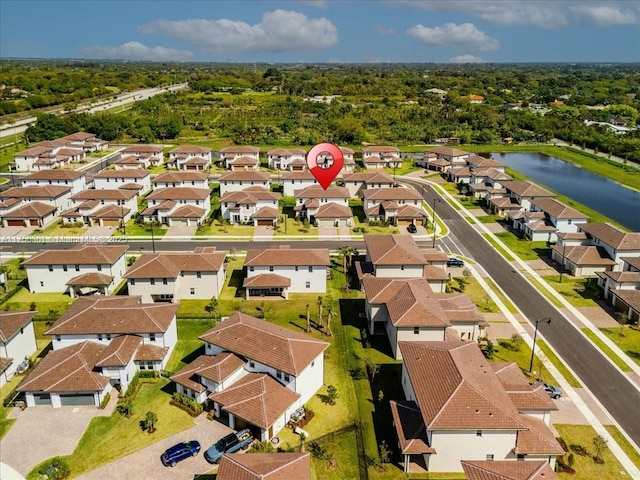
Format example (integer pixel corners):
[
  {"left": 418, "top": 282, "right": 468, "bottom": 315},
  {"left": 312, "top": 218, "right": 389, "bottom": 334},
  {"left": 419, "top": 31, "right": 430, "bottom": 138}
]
[
  {"left": 167, "top": 145, "right": 212, "bottom": 171},
  {"left": 461, "top": 460, "right": 558, "bottom": 480},
  {"left": 391, "top": 341, "right": 563, "bottom": 473},
  {"left": 219, "top": 146, "right": 260, "bottom": 169},
  {"left": 22, "top": 243, "right": 128, "bottom": 295},
  {"left": 282, "top": 171, "right": 318, "bottom": 196},
  {"left": 510, "top": 198, "right": 588, "bottom": 242},
  {"left": 488, "top": 181, "right": 555, "bottom": 217},
  {"left": 113, "top": 154, "right": 150, "bottom": 170},
  {"left": 152, "top": 171, "right": 209, "bottom": 189},
  {"left": 21, "top": 170, "right": 87, "bottom": 194},
  {"left": 423, "top": 146, "right": 470, "bottom": 171},
  {"left": 468, "top": 168, "right": 513, "bottom": 199},
  {"left": 243, "top": 246, "right": 329, "bottom": 298},
  {"left": 293, "top": 185, "right": 350, "bottom": 223},
  {"left": 199, "top": 313, "right": 329, "bottom": 440},
  {"left": 362, "top": 277, "right": 487, "bottom": 357},
  {"left": 552, "top": 223, "right": 640, "bottom": 277},
  {"left": 0, "top": 201, "right": 58, "bottom": 228},
  {"left": 0, "top": 185, "right": 74, "bottom": 213},
  {"left": 218, "top": 171, "right": 271, "bottom": 195},
  {"left": 220, "top": 187, "right": 280, "bottom": 226},
  {"left": 217, "top": 452, "right": 311, "bottom": 480},
  {"left": 124, "top": 247, "right": 227, "bottom": 302},
  {"left": 13, "top": 134, "right": 97, "bottom": 171},
  {"left": 171, "top": 353, "right": 246, "bottom": 403},
  {"left": 342, "top": 172, "right": 395, "bottom": 197},
  {"left": 62, "top": 189, "right": 138, "bottom": 227},
  {"left": 142, "top": 187, "right": 211, "bottom": 226},
  {"left": 266, "top": 148, "right": 307, "bottom": 170},
  {"left": 338, "top": 146, "right": 356, "bottom": 174},
  {"left": 360, "top": 234, "right": 431, "bottom": 279},
  {"left": 362, "top": 146, "right": 402, "bottom": 169},
  {"left": 362, "top": 154, "right": 386, "bottom": 170},
  {"left": 120, "top": 145, "right": 164, "bottom": 166},
  {"left": 313, "top": 202, "right": 353, "bottom": 227},
  {"left": 597, "top": 257, "right": 640, "bottom": 324},
  {"left": 229, "top": 155, "right": 260, "bottom": 172},
  {"left": 92, "top": 169, "right": 151, "bottom": 193},
  {"left": 0, "top": 311, "right": 37, "bottom": 388},
  {"left": 363, "top": 187, "right": 425, "bottom": 226}
]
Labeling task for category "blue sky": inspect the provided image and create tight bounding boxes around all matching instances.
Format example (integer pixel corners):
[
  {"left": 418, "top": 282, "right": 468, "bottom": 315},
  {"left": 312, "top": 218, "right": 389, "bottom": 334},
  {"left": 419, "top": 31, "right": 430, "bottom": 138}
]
[{"left": 1, "top": 0, "right": 639, "bottom": 63}]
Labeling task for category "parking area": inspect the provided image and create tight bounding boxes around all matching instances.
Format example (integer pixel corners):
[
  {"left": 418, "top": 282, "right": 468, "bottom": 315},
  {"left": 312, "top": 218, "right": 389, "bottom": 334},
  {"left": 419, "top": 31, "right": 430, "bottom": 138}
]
[
  {"left": 76, "top": 415, "right": 235, "bottom": 480},
  {"left": 0, "top": 397, "right": 117, "bottom": 477}
]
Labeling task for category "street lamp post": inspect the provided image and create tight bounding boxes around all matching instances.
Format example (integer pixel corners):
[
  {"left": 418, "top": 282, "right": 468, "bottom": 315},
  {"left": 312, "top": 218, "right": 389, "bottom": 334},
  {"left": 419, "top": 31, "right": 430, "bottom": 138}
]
[
  {"left": 559, "top": 243, "right": 567, "bottom": 283},
  {"left": 431, "top": 197, "right": 440, "bottom": 249},
  {"left": 529, "top": 317, "right": 552, "bottom": 373}
]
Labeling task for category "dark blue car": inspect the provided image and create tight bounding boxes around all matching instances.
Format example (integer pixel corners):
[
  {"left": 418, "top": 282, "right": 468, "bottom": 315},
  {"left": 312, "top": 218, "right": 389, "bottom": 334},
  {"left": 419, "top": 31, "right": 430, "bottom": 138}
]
[{"left": 161, "top": 441, "right": 201, "bottom": 467}]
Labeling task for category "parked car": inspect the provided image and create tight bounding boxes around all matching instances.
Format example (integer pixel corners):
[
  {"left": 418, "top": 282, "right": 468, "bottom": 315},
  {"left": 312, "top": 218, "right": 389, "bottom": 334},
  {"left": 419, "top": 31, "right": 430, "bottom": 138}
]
[
  {"left": 533, "top": 382, "right": 563, "bottom": 399},
  {"left": 204, "top": 429, "right": 254, "bottom": 464},
  {"left": 407, "top": 223, "right": 417, "bottom": 234},
  {"left": 447, "top": 257, "right": 465, "bottom": 267},
  {"left": 161, "top": 441, "right": 201, "bottom": 467}
]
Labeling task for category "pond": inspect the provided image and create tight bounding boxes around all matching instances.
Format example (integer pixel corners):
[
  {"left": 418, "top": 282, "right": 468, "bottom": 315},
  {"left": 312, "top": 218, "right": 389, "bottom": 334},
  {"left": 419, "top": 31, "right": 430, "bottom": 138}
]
[{"left": 493, "top": 152, "right": 640, "bottom": 231}]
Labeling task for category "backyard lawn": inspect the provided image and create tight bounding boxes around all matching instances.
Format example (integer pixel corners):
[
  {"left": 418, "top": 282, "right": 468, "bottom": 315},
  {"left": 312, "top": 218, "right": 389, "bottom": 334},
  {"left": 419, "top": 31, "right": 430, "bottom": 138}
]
[{"left": 0, "top": 288, "right": 75, "bottom": 320}]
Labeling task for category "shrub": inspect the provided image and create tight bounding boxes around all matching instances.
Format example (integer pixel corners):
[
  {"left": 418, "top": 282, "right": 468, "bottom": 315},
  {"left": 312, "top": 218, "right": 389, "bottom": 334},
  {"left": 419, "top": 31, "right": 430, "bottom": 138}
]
[
  {"left": 37, "top": 457, "right": 70, "bottom": 480},
  {"left": 100, "top": 392, "right": 111, "bottom": 410},
  {"left": 309, "top": 441, "right": 327, "bottom": 459},
  {"left": 170, "top": 392, "right": 203, "bottom": 417},
  {"left": 250, "top": 440, "right": 275, "bottom": 453},
  {"left": 116, "top": 400, "right": 133, "bottom": 418},
  {"left": 569, "top": 444, "right": 589, "bottom": 456}
]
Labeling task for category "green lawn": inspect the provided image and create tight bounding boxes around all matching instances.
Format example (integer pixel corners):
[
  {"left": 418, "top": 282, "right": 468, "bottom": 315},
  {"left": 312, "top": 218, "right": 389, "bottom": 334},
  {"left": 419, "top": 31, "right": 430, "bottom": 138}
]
[
  {"left": 0, "top": 376, "right": 22, "bottom": 440},
  {"left": 481, "top": 234, "right": 515, "bottom": 262},
  {"left": 490, "top": 337, "right": 558, "bottom": 385},
  {"left": 483, "top": 277, "right": 519, "bottom": 314},
  {"left": 165, "top": 319, "right": 217, "bottom": 373},
  {"left": 28, "top": 378, "right": 195, "bottom": 479},
  {"left": 453, "top": 276, "right": 500, "bottom": 313},
  {"left": 493, "top": 232, "right": 550, "bottom": 261},
  {"left": 555, "top": 424, "right": 630, "bottom": 480},
  {"left": 29, "top": 220, "right": 88, "bottom": 237},
  {"left": 601, "top": 326, "right": 640, "bottom": 367},
  {"left": 273, "top": 217, "right": 320, "bottom": 237},
  {"left": 194, "top": 222, "right": 254, "bottom": 237},
  {"left": 0, "top": 288, "right": 75, "bottom": 319},
  {"left": 542, "top": 276, "right": 600, "bottom": 308},
  {"left": 119, "top": 221, "right": 168, "bottom": 238},
  {"left": 581, "top": 329, "right": 633, "bottom": 372},
  {"left": 603, "top": 424, "right": 640, "bottom": 471}
]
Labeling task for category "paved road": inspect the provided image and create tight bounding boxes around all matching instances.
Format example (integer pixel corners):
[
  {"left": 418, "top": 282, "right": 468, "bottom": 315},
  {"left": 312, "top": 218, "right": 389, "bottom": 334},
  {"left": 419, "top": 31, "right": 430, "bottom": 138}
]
[{"left": 405, "top": 178, "right": 640, "bottom": 446}]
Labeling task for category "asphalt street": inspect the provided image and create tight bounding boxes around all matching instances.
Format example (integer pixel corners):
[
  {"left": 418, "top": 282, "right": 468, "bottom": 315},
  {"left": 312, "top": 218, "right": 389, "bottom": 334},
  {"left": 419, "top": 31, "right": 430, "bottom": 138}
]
[{"left": 405, "top": 178, "right": 640, "bottom": 446}]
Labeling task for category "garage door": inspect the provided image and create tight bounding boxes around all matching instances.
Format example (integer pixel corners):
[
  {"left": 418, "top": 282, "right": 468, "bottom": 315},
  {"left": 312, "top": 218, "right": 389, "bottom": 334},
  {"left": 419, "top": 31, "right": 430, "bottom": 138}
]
[
  {"left": 102, "top": 219, "right": 120, "bottom": 227},
  {"left": 317, "top": 219, "right": 334, "bottom": 228},
  {"left": 6, "top": 220, "right": 23, "bottom": 227},
  {"left": 257, "top": 219, "right": 272, "bottom": 226},
  {"left": 171, "top": 219, "right": 189, "bottom": 226},
  {"left": 397, "top": 219, "right": 413, "bottom": 226},
  {"left": 33, "top": 393, "right": 51, "bottom": 406},
  {"left": 60, "top": 393, "right": 95, "bottom": 406}
]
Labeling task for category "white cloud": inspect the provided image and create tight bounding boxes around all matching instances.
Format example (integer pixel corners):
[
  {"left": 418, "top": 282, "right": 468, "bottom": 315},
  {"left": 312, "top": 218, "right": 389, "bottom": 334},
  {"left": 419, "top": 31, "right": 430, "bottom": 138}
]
[
  {"left": 449, "top": 54, "right": 486, "bottom": 63},
  {"left": 391, "top": 1, "right": 569, "bottom": 29},
  {"left": 375, "top": 25, "right": 396, "bottom": 35},
  {"left": 138, "top": 10, "right": 338, "bottom": 55},
  {"left": 81, "top": 41, "right": 193, "bottom": 61},
  {"left": 570, "top": 4, "right": 639, "bottom": 26},
  {"left": 407, "top": 23, "right": 499, "bottom": 51}
]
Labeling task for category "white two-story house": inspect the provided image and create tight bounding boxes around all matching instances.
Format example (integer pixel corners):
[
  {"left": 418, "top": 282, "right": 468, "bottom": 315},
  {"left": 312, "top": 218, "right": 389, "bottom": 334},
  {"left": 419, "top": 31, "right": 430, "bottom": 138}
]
[
  {"left": 218, "top": 171, "right": 271, "bottom": 195},
  {"left": 266, "top": 148, "right": 307, "bottom": 170},
  {"left": 342, "top": 172, "right": 395, "bottom": 197},
  {"left": 125, "top": 247, "right": 227, "bottom": 302},
  {"left": 219, "top": 146, "right": 260, "bottom": 169},
  {"left": 167, "top": 145, "right": 212, "bottom": 170},
  {"left": 0, "top": 311, "right": 38, "bottom": 388},
  {"left": 120, "top": 145, "right": 164, "bottom": 166},
  {"left": 392, "top": 341, "right": 563, "bottom": 474},
  {"left": 21, "top": 170, "right": 87, "bottom": 194},
  {"left": 152, "top": 171, "right": 209, "bottom": 189},
  {"left": 511, "top": 198, "right": 588, "bottom": 243},
  {"left": 62, "top": 189, "right": 137, "bottom": 227},
  {"left": 19, "top": 296, "right": 178, "bottom": 407},
  {"left": 220, "top": 188, "right": 280, "bottom": 226},
  {"left": 282, "top": 171, "right": 318, "bottom": 196},
  {"left": 293, "top": 186, "right": 350, "bottom": 222},
  {"left": 142, "top": 187, "right": 211, "bottom": 226},
  {"left": 243, "top": 246, "right": 329, "bottom": 298},
  {"left": 363, "top": 187, "right": 425, "bottom": 226},
  {"left": 197, "top": 312, "right": 329, "bottom": 441},
  {"left": 92, "top": 169, "right": 152, "bottom": 194},
  {"left": 22, "top": 244, "right": 129, "bottom": 296},
  {"left": 359, "top": 234, "right": 430, "bottom": 280}
]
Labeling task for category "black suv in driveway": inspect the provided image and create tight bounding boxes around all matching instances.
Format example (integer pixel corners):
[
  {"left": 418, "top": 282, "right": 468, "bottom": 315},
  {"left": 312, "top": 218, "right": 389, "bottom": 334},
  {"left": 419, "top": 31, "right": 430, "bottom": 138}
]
[
  {"left": 161, "top": 441, "right": 201, "bottom": 467},
  {"left": 447, "top": 257, "right": 465, "bottom": 267},
  {"left": 407, "top": 224, "right": 417, "bottom": 234}
]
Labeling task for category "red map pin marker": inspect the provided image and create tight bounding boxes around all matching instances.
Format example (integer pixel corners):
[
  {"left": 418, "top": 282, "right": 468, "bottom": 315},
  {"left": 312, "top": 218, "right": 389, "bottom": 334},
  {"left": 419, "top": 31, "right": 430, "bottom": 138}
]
[{"left": 306, "top": 142, "right": 344, "bottom": 190}]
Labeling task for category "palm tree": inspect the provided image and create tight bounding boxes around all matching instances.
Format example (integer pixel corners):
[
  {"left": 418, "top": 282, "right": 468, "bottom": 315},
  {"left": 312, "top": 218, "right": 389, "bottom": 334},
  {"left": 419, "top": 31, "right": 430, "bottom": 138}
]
[
  {"left": 326, "top": 307, "right": 333, "bottom": 337},
  {"left": 306, "top": 304, "right": 311, "bottom": 333},
  {"left": 317, "top": 296, "right": 324, "bottom": 329},
  {"left": 338, "top": 245, "right": 354, "bottom": 292}
]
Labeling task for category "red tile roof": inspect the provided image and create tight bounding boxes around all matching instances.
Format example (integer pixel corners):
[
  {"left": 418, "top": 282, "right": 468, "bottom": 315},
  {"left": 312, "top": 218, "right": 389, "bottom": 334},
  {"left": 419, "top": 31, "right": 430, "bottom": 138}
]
[
  {"left": 389, "top": 400, "right": 434, "bottom": 454},
  {"left": 171, "top": 353, "right": 245, "bottom": 393},
  {"left": 364, "top": 234, "right": 426, "bottom": 266},
  {"left": 217, "top": 452, "right": 311, "bottom": 480},
  {"left": 125, "top": 251, "right": 226, "bottom": 278},
  {"left": 245, "top": 247, "right": 329, "bottom": 267},
  {"left": 461, "top": 460, "right": 558, "bottom": 480},
  {"left": 95, "top": 335, "right": 142, "bottom": 367},
  {"left": 23, "top": 244, "right": 128, "bottom": 266},
  {"left": 0, "top": 311, "right": 36, "bottom": 342}
]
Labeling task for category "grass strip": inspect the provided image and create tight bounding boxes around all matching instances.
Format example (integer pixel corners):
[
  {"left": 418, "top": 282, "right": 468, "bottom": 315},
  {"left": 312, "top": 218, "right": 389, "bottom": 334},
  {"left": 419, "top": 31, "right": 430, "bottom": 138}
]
[{"left": 581, "top": 329, "right": 632, "bottom": 372}]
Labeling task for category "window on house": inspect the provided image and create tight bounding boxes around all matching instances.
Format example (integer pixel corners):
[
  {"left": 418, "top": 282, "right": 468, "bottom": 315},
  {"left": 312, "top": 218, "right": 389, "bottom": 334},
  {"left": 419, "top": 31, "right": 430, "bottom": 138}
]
[
  {"left": 517, "top": 454, "right": 525, "bottom": 461},
  {"left": 306, "top": 282, "right": 310, "bottom": 288},
  {"left": 150, "top": 279, "right": 155, "bottom": 285},
  {"left": 249, "top": 266, "right": 254, "bottom": 272},
  {"left": 414, "top": 327, "right": 420, "bottom": 335},
  {"left": 40, "top": 281, "right": 44, "bottom": 287},
  {"left": 190, "top": 288, "right": 195, "bottom": 295},
  {"left": 48, "top": 265, "right": 53, "bottom": 272},
  {"left": 269, "top": 266, "right": 274, "bottom": 272},
  {"left": 476, "top": 430, "right": 482, "bottom": 437},
  {"left": 162, "top": 278, "right": 168, "bottom": 285},
  {"left": 150, "top": 333, "right": 156, "bottom": 341},
  {"left": 197, "top": 272, "right": 201, "bottom": 278},
  {"left": 20, "top": 327, "right": 24, "bottom": 334},
  {"left": 401, "top": 265, "right": 405, "bottom": 270},
  {"left": 62, "top": 265, "right": 67, "bottom": 272},
  {"left": 75, "top": 265, "right": 80, "bottom": 272},
  {"left": 249, "top": 360, "right": 255, "bottom": 368},
  {"left": 276, "top": 371, "right": 282, "bottom": 379},
  {"left": 106, "top": 334, "right": 111, "bottom": 340},
  {"left": 97, "top": 265, "right": 102, "bottom": 271},
  {"left": 311, "top": 361, "right": 315, "bottom": 367},
  {"left": 98, "top": 334, "right": 103, "bottom": 341},
  {"left": 56, "top": 335, "right": 61, "bottom": 342},
  {"left": 295, "top": 266, "right": 299, "bottom": 272},
  {"left": 130, "top": 279, "right": 135, "bottom": 285},
  {"left": 486, "top": 454, "right": 494, "bottom": 461},
  {"left": 308, "top": 266, "right": 313, "bottom": 272}
]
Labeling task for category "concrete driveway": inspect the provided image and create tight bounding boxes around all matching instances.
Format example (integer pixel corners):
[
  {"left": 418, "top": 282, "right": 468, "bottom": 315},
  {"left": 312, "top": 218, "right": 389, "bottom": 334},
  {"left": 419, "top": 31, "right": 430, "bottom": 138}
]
[
  {"left": 253, "top": 225, "right": 273, "bottom": 240},
  {"left": 163, "top": 225, "right": 197, "bottom": 239},
  {"left": 0, "top": 397, "right": 117, "bottom": 477},
  {"left": 0, "top": 226, "right": 37, "bottom": 238},
  {"left": 76, "top": 415, "right": 235, "bottom": 480},
  {"left": 82, "top": 226, "right": 117, "bottom": 238}
]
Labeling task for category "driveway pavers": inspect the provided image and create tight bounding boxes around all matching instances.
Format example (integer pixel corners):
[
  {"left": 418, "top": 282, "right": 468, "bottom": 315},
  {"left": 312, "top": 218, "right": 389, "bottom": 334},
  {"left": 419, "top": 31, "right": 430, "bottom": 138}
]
[
  {"left": 0, "top": 397, "right": 116, "bottom": 476},
  {"left": 162, "top": 226, "right": 197, "bottom": 238},
  {"left": 76, "top": 415, "right": 235, "bottom": 480},
  {"left": 253, "top": 225, "right": 273, "bottom": 239}
]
